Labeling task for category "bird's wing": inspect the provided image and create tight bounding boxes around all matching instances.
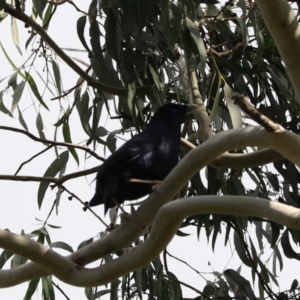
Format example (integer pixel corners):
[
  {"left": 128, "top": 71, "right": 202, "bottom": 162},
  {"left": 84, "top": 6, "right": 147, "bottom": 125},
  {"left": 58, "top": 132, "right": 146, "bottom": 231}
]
[{"left": 97, "top": 133, "right": 161, "bottom": 177}]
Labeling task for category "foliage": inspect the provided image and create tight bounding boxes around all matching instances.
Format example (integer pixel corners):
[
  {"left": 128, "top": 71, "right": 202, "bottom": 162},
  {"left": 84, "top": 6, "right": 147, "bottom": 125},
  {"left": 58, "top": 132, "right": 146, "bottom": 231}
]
[{"left": 0, "top": 0, "right": 300, "bottom": 299}]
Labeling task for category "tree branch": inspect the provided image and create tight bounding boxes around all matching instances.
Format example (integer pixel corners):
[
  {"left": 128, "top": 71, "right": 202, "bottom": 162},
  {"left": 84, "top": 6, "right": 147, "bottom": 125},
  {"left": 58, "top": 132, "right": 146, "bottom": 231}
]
[
  {"left": 0, "top": 126, "right": 104, "bottom": 161},
  {"left": 0, "top": 125, "right": 299, "bottom": 286},
  {"left": 0, "top": 166, "right": 99, "bottom": 185},
  {"left": 255, "top": 0, "right": 300, "bottom": 104},
  {"left": 0, "top": 196, "right": 299, "bottom": 287}
]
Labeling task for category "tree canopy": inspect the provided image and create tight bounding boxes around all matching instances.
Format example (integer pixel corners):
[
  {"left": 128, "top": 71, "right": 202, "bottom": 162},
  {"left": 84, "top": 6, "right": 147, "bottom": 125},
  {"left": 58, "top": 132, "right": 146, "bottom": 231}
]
[{"left": 1, "top": 0, "right": 300, "bottom": 299}]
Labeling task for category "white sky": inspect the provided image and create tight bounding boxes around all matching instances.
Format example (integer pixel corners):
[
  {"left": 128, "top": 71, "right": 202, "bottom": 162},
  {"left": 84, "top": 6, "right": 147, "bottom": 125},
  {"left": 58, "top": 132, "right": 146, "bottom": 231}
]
[{"left": 0, "top": 1, "right": 299, "bottom": 299}]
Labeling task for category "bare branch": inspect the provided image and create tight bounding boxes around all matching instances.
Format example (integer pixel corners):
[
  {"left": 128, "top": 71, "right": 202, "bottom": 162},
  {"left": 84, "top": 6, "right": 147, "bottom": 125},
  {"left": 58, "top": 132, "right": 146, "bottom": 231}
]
[
  {"left": 15, "top": 145, "right": 53, "bottom": 175},
  {"left": 0, "top": 125, "right": 299, "bottom": 286},
  {"left": 0, "top": 166, "right": 99, "bottom": 185},
  {"left": 0, "top": 126, "right": 104, "bottom": 161},
  {"left": 232, "top": 93, "right": 280, "bottom": 132}
]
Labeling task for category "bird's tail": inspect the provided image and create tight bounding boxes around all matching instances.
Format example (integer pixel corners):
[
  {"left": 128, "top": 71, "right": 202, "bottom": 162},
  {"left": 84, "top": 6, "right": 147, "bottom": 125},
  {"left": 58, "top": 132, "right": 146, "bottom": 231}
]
[{"left": 89, "top": 192, "right": 103, "bottom": 207}]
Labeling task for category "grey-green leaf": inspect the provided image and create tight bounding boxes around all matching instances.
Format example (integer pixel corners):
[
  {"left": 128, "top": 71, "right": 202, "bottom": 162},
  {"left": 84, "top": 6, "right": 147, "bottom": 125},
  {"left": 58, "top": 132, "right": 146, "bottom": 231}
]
[
  {"left": 11, "top": 80, "right": 25, "bottom": 112},
  {"left": 37, "top": 151, "right": 69, "bottom": 208}
]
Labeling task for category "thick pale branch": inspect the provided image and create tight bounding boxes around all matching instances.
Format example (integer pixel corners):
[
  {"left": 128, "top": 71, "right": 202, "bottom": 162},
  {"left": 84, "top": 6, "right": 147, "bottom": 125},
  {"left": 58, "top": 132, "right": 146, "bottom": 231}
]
[
  {"left": 181, "top": 137, "right": 283, "bottom": 168},
  {"left": 187, "top": 70, "right": 213, "bottom": 141},
  {"left": 0, "top": 125, "right": 299, "bottom": 286},
  {"left": 255, "top": 0, "right": 300, "bottom": 103},
  {"left": 210, "top": 149, "right": 283, "bottom": 168},
  {"left": 0, "top": 196, "right": 299, "bottom": 287}
]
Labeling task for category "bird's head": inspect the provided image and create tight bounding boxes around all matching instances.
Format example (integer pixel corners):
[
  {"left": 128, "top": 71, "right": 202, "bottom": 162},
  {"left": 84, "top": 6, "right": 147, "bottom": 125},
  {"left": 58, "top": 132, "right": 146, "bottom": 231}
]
[{"left": 147, "top": 102, "right": 198, "bottom": 131}]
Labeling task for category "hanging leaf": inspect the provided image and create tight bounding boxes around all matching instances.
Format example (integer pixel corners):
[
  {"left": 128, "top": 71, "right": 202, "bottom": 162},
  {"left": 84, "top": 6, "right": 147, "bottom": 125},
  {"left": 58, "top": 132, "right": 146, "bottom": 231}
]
[
  {"left": 0, "top": 90, "right": 13, "bottom": 117},
  {"left": 77, "top": 16, "right": 91, "bottom": 53},
  {"left": 50, "top": 241, "right": 74, "bottom": 253},
  {"left": 37, "top": 151, "right": 69, "bottom": 208},
  {"left": 23, "top": 278, "right": 40, "bottom": 300},
  {"left": 62, "top": 123, "right": 79, "bottom": 165},
  {"left": 11, "top": 16, "right": 22, "bottom": 55},
  {"left": 25, "top": 72, "right": 49, "bottom": 110},
  {"left": 17, "top": 105, "right": 28, "bottom": 131},
  {"left": 11, "top": 80, "right": 25, "bottom": 112},
  {"left": 51, "top": 60, "right": 62, "bottom": 96}
]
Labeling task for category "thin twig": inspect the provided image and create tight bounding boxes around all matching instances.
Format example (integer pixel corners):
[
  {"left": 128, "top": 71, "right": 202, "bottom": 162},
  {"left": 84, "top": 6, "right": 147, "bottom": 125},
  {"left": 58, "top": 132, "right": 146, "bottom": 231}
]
[
  {"left": 51, "top": 280, "right": 71, "bottom": 300},
  {"left": 0, "top": 125, "right": 104, "bottom": 161},
  {"left": 15, "top": 145, "right": 54, "bottom": 175},
  {"left": 0, "top": 166, "right": 99, "bottom": 185},
  {"left": 61, "top": 185, "right": 109, "bottom": 227}
]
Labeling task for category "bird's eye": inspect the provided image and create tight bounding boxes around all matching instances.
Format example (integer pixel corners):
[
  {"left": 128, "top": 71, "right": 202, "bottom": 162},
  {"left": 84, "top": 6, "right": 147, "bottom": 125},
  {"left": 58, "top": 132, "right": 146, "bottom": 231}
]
[{"left": 171, "top": 108, "right": 178, "bottom": 114}]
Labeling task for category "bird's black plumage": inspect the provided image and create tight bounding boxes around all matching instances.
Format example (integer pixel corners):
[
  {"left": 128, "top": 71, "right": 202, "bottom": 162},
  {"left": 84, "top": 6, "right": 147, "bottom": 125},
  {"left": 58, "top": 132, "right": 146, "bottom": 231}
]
[{"left": 89, "top": 103, "right": 195, "bottom": 214}]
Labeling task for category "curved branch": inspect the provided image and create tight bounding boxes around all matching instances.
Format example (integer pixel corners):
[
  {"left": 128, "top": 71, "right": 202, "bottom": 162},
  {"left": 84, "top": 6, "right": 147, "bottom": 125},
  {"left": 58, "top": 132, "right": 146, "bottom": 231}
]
[
  {"left": 181, "top": 137, "right": 283, "bottom": 168},
  {"left": 0, "top": 125, "right": 299, "bottom": 286},
  {"left": 3, "top": 4, "right": 152, "bottom": 97},
  {"left": 187, "top": 70, "right": 214, "bottom": 141},
  {"left": 209, "top": 149, "right": 283, "bottom": 169},
  {"left": 0, "top": 126, "right": 104, "bottom": 161},
  {"left": 0, "top": 196, "right": 299, "bottom": 287},
  {"left": 255, "top": 0, "right": 300, "bottom": 104}
]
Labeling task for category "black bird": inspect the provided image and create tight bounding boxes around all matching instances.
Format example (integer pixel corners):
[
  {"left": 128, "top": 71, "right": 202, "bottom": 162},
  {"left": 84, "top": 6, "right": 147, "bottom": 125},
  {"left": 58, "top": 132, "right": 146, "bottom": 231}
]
[{"left": 89, "top": 103, "right": 197, "bottom": 214}]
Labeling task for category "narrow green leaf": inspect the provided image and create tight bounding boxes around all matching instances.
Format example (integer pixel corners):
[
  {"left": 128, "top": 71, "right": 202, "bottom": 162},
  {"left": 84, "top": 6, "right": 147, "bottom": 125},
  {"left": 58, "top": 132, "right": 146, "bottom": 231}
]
[
  {"left": 77, "top": 238, "right": 94, "bottom": 250},
  {"left": 37, "top": 151, "right": 69, "bottom": 208},
  {"left": 25, "top": 72, "right": 49, "bottom": 110},
  {"left": 0, "top": 90, "right": 13, "bottom": 117},
  {"left": 105, "top": 9, "right": 121, "bottom": 62},
  {"left": 51, "top": 60, "right": 61, "bottom": 95},
  {"left": 17, "top": 105, "right": 28, "bottom": 131},
  {"left": 25, "top": 32, "right": 35, "bottom": 50},
  {"left": 36, "top": 113, "right": 47, "bottom": 140},
  {"left": 209, "top": 76, "right": 221, "bottom": 123},
  {"left": 148, "top": 63, "right": 161, "bottom": 91},
  {"left": 77, "top": 16, "right": 90, "bottom": 52},
  {"left": 23, "top": 278, "right": 40, "bottom": 300},
  {"left": 0, "top": 0, "right": 6, "bottom": 10},
  {"left": 266, "top": 172, "right": 279, "bottom": 192},
  {"left": 42, "top": 276, "right": 54, "bottom": 300},
  {"left": 42, "top": 4, "right": 53, "bottom": 28},
  {"left": 8, "top": 72, "right": 18, "bottom": 90},
  {"left": 106, "top": 129, "right": 122, "bottom": 153},
  {"left": 185, "top": 17, "right": 206, "bottom": 75},
  {"left": 290, "top": 279, "right": 299, "bottom": 291},
  {"left": 50, "top": 241, "right": 74, "bottom": 253},
  {"left": 11, "top": 80, "right": 25, "bottom": 112},
  {"left": 281, "top": 229, "right": 300, "bottom": 260},
  {"left": 0, "top": 10, "right": 8, "bottom": 22},
  {"left": 11, "top": 254, "right": 27, "bottom": 268},
  {"left": 0, "top": 42, "right": 25, "bottom": 78},
  {"left": 110, "top": 279, "right": 121, "bottom": 300},
  {"left": 234, "top": 230, "right": 252, "bottom": 267},
  {"left": 11, "top": 16, "right": 22, "bottom": 55},
  {"left": 35, "top": 0, "right": 47, "bottom": 19},
  {"left": 167, "top": 271, "right": 182, "bottom": 300},
  {"left": 62, "top": 123, "right": 79, "bottom": 165},
  {"left": 135, "top": 268, "right": 142, "bottom": 295},
  {"left": 0, "top": 249, "right": 14, "bottom": 269},
  {"left": 85, "top": 287, "right": 95, "bottom": 300}
]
